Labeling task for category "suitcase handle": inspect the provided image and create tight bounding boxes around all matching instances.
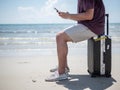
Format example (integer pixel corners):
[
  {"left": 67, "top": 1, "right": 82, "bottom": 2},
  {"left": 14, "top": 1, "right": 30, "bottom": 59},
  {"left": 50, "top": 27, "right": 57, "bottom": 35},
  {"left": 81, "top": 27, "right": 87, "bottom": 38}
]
[
  {"left": 105, "top": 14, "right": 109, "bottom": 36},
  {"left": 94, "top": 36, "right": 107, "bottom": 42},
  {"left": 95, "top": 14, "right": 109, "bottom": 41}
]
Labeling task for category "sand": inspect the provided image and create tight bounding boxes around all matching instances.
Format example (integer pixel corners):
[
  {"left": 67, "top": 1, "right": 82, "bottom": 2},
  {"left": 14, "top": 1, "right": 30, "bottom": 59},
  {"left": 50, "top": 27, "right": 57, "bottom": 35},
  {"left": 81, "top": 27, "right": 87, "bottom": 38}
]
[{"left": 0, "top": 46, "right": 120, "bottom": 90}]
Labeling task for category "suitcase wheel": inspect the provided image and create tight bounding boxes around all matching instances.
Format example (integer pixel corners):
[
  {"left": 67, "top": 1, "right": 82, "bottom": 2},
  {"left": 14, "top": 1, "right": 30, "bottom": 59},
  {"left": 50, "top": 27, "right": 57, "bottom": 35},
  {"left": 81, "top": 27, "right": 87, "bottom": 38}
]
[
  {"left": 91, "top": 74, "right": 97, "bottom": 77},
  {"left": 105, "top": 74, "right": 111, "bottom": 78}
]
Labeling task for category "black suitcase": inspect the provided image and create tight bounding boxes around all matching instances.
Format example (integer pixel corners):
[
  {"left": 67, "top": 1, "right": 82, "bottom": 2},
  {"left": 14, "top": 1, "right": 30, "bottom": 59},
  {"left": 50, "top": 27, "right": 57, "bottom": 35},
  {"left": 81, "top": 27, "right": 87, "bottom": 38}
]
[{"left": 87, "top": 14, "right": 111, "bottom": 77}]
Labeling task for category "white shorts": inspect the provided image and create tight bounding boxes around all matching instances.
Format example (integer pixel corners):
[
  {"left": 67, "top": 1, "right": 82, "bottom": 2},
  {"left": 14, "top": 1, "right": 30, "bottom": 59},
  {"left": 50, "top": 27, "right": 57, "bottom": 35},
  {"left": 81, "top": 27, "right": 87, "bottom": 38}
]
[{"left": 64, "top": 24, "right": 97, "bottom": 42}]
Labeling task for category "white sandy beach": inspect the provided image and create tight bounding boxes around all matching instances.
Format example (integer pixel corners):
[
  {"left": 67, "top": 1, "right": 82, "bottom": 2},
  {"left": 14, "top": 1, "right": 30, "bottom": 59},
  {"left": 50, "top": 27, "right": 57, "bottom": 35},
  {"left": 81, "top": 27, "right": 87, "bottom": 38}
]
[{"left": 0, "top": 42, "right": 120, "bottom": 90}]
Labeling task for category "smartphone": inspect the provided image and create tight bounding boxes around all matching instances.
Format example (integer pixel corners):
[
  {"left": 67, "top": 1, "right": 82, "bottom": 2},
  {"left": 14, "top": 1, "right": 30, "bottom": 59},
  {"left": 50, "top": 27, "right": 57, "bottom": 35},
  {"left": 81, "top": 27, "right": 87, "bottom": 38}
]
[{"left": 54, "top": 8, "right": 59, "bottom": 13}]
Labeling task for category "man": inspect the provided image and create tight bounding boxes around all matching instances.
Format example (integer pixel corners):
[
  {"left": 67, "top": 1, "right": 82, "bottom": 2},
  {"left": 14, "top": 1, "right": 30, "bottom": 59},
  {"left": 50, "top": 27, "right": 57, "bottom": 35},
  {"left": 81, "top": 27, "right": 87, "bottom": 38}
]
[{"left": 45, "top": 0, "right": 105, "bottom": 81}]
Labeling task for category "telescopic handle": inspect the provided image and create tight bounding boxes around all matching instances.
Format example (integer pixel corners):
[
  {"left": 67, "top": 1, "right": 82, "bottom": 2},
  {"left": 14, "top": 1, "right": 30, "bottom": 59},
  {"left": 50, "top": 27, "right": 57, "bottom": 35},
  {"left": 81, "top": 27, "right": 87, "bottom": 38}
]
[{"left": 105, "top": 14, "right": 109, "bottom": 35}]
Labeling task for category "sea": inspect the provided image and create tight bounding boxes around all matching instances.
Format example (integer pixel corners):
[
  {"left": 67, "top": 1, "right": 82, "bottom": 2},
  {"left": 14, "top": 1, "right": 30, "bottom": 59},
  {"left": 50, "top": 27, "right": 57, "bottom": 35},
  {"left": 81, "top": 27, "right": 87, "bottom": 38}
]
[{"left": 0, "top": 23, "right": 120, "bottom": 57}]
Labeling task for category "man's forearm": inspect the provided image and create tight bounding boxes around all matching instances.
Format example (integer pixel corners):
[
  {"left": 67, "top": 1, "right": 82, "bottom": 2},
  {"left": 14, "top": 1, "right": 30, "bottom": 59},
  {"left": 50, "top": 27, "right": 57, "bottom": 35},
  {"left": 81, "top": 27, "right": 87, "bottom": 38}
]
[
  {"left": 68, "top": 9, "right": 94, "bottom": 21},
  {"left": 68, "top": 13, "right": 92, "bottom": 21},
  {"left": 58, "top": 9, "right": 94, "bottom": 21}
]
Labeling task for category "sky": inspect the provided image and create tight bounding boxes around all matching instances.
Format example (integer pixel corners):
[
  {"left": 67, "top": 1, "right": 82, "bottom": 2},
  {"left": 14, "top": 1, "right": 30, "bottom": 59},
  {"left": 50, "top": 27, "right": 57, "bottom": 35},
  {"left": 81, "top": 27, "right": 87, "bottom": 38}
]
[{"left": 0, "top": 0, "right": 120, "bottom": 24}]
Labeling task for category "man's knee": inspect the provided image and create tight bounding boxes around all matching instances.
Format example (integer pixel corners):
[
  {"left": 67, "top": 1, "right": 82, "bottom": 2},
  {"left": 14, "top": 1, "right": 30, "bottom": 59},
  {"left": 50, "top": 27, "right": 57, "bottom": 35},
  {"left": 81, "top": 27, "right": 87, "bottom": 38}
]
[
  {"left": 56, "top": 32, "right": 65, "bottom": 43},
  {"left": 56, "top": 32, "right": 72, "bottom": 43}
]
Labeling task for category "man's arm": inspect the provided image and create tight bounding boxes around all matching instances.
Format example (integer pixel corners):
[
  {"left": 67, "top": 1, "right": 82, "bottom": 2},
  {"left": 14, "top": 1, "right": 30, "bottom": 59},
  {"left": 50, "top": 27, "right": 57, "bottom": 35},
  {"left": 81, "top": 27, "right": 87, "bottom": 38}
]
[{"left": 59, "top": 9, "right": 94, "bottom": 21}]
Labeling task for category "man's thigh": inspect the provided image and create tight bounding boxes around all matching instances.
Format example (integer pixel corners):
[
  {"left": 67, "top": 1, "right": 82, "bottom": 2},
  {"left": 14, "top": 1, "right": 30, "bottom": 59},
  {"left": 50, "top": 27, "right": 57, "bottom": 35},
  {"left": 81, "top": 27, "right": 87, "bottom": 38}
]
[{"left": 63, "top": 24, "right": 97, "bottom": 43}]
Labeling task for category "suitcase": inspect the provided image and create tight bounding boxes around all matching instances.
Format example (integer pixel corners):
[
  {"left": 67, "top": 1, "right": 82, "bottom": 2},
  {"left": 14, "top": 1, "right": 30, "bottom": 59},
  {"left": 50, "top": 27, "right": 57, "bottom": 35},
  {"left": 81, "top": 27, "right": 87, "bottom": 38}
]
[{"left": 87, "top": 14, "right": 111, "bottom": 77}]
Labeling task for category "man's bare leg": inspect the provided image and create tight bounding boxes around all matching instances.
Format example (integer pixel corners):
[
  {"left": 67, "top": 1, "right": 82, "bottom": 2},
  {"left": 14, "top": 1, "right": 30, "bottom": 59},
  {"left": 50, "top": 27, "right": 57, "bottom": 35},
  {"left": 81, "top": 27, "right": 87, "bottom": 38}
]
[{"left": 56, "top": 31, "right": 72, "bottom": 74}]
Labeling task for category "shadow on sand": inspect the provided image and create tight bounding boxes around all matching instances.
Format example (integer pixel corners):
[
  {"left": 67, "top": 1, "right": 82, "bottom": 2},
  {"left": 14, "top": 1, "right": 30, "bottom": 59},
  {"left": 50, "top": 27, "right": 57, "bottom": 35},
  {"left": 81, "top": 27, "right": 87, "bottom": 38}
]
[{"left": 56, "top": 74, "right": 116, "bottom": 90}]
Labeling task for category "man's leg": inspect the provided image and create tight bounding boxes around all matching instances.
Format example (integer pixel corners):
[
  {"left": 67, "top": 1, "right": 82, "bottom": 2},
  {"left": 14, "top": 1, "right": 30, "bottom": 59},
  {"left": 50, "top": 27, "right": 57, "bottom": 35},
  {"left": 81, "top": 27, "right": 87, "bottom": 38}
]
[{"left": 56, "top": 31, "right": 72, "bottom": 74}]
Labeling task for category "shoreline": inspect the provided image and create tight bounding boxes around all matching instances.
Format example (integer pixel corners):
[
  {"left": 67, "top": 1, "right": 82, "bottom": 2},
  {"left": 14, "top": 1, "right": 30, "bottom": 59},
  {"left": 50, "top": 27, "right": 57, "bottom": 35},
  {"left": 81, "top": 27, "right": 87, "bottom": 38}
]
[{"left": 0, "top": 39, "right": 120, "bottom": 56}]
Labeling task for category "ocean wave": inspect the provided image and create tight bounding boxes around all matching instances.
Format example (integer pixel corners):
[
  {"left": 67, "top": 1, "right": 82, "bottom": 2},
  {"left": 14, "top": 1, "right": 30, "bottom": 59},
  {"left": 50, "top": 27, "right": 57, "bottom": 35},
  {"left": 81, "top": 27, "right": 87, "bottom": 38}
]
[
  {"left": 0, "top": 36, "right": 120, "bottom": 46},
  {"left": 0, "top": 37, "right": 56, "bottom": 46},
  {"left": 0, "top": 30, "right": 56, "bottom": 34},
  {"left": 0, "top": 37, "right": 55, "bottom": 41},
  {"left": 112, "top": 37, "right": 120, "bottom": 43},
  {"left": 0, "top": 41, "right": 56, "bottom": 45}
]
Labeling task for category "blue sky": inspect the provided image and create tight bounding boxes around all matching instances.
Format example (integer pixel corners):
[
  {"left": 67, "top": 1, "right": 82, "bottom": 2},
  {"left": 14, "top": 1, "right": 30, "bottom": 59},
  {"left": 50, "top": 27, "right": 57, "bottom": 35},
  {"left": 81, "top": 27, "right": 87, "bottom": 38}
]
[{"left": 0, "top": 0, "right": 120, "bottom": 24}]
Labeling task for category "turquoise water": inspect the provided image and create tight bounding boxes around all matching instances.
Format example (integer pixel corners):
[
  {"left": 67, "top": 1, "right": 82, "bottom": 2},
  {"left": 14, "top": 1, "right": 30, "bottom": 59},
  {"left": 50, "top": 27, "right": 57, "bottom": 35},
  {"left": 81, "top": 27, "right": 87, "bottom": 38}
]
[{"left": 0, "top": 23, "right": 120, "bottom": 56}]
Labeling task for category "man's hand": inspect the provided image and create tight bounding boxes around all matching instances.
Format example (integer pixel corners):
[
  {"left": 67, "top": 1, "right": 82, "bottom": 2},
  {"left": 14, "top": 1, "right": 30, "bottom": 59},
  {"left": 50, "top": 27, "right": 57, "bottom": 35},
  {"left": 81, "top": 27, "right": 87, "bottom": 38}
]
[{"left": 58, "top": 12, "right": 70, "bottom": 19}]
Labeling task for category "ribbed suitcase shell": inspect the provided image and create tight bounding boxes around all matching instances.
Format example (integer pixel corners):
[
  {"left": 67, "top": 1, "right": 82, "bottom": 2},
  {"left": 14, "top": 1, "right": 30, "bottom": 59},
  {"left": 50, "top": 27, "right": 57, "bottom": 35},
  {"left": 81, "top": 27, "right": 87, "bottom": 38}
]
[{"left": 87, "top": 36, "right": 111, "bottom": 77}]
